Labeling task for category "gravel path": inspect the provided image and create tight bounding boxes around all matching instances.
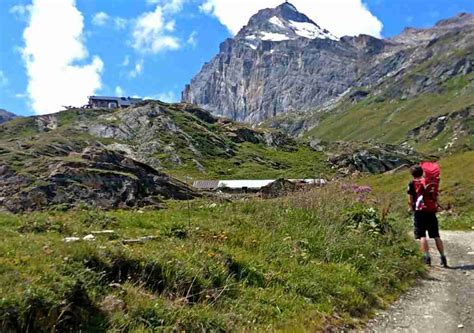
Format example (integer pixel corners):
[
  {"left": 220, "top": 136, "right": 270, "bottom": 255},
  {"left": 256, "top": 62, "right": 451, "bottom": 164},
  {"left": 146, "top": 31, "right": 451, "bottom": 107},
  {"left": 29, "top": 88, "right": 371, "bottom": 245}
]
[{"left": 363, "top": 231, "right": 474, "bottom": 333}]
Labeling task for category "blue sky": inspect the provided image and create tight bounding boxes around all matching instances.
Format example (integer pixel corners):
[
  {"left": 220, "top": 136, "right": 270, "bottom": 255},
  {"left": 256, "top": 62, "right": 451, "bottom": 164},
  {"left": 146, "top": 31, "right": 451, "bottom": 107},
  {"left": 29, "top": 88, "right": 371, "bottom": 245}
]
[{"left": 0, "top": 0, "right": 473, "bottom": 116}]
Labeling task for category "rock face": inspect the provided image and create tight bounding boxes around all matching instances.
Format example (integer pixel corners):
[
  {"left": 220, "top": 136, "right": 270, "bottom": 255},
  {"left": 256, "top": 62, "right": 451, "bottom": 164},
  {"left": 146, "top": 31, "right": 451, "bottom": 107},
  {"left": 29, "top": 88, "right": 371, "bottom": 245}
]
[
  {"left": 183, "top": 2, "right": 474, "bottom": 124},
  {"left": 0, "top": 109, "right": 18, "bottom": 124},
  {"left": 0, "top": 146, "right": 196, "bottom": 213}
]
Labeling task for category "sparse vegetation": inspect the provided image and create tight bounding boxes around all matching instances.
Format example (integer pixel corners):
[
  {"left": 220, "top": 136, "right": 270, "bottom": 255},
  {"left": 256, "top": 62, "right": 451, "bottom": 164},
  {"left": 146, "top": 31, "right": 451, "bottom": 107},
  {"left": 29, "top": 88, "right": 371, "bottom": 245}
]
[{"left": 0, "top": 184, "right": 424, "bottom": 332}]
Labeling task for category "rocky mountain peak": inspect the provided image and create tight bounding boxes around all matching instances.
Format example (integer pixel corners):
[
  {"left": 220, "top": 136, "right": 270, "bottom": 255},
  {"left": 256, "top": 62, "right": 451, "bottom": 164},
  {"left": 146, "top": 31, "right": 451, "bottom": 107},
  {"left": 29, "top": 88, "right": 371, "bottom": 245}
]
[
  {"left": 236, "top": 1, "right": 337, "bottom": 45},
  {"left": 183, "top": 8, "right": 473, "bottom": 125}
]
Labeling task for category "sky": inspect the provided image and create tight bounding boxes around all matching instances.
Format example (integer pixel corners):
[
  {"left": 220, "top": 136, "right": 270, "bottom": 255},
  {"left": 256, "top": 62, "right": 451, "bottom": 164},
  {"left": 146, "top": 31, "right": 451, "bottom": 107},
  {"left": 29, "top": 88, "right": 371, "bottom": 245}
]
[{"left": 0, "top": 0, "right": 473, "bottom": 116}]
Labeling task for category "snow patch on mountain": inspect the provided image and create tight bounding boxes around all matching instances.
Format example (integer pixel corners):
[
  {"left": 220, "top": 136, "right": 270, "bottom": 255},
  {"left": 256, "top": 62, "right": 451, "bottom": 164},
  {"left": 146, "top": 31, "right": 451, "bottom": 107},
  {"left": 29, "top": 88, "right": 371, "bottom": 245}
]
[
  {"left": 269, "top": 16, "right": 285, "bottom": 29},
  {"left": 245, "top": 42, "right": 257, "bottom": 50},
  {"left": 289, "top": 20, "right": 338, "bottom": 40},
  {"left": 260, "top": 32, "right": 290, "bottom": 41}
]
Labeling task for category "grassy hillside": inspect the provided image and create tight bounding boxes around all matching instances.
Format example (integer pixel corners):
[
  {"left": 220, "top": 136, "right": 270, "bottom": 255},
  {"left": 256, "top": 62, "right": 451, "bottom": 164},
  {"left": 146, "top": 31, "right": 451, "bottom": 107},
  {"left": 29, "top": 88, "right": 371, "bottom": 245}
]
[
  {"left": 0, "top": 102, "right": 330, "bottom": 182},
  {"left": 0, "top": 185, "right": 424, "bottom": 332},
  {"left": 307, "top": 73, "right": 474, "bottom": 154},
  {"left": 360, "top": 151, "right": 474, "bottom": 230}
]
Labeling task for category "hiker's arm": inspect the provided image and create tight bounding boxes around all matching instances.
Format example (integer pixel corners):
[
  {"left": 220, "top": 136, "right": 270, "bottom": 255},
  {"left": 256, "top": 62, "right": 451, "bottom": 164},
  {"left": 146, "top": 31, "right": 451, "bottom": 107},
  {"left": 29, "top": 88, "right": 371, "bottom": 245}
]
[{"left": 408, "top": 195, "right": 414, "bottom": 212}]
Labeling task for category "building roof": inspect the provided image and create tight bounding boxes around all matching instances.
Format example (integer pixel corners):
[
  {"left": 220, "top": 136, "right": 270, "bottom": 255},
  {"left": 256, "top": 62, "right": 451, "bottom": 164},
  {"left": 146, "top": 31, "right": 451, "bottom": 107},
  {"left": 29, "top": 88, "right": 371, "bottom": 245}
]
[
  {"left": 218, "top": 180, "right": 276, "bottom": 189},
  {"left": 193, "top": 180, "right": 220, "bottom": 190},
  {"left": 89, "top": 96, "right": 143, "bottom": 107},
  {"left": 192, "top": 179, "right": 326, "bottom": 190}
]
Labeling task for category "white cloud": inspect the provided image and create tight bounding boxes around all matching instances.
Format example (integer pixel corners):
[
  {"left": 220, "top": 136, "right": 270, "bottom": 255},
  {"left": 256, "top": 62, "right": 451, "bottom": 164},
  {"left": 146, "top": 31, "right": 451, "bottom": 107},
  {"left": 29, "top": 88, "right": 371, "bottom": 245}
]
[
  {"left": 10, "top": 4, "right": 32, "bottom": 20},
  {"left": 114, "top": 17, "right": 128, "bottom": 30},
  {"left": 92, "top": 12, "right": 128, "bottom": 30},
  {"left": 147, "top": 0, "right": 186, "bottom": 13},
  {"left": 15, "top": 92, "right": 28, "bottom": 99},
  {"left": 187, "top": 31, "right": 198, "bottom": 47},
  {"left": 200, "top": 0, "right": 383, "bottom": 38},
  {"left": 0, "top": 70, "right": 8, "bottom": 87},
  {"left": 132, "top": 5, "right": 181, "bottom": 54},
  {"left": 122, "top": 55, "right": 130, "bottom": 67},
  {"left": 22, "top": 0, "right": 103, "bottom": 114},
  {"left": 115, "top": 86, "right": 125, "bottom": 96},
  {"left": 129, "top": 59, "right": 144, "bottom": 78},
  {"left": 92, "top": 12, "right": 109, "bottom": 26}
]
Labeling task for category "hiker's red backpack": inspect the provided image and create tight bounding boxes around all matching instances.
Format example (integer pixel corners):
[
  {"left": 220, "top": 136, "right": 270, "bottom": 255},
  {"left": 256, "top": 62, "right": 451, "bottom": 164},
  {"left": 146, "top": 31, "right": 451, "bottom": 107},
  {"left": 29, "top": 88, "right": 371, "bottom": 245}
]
[{"left": 414, "top": 161, "right": 440, "bottom": 213}]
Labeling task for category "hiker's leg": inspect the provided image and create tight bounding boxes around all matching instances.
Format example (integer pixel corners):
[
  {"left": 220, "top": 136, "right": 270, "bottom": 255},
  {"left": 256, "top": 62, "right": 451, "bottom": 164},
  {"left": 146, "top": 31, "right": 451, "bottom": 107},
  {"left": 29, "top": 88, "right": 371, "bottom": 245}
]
[
  {"left": 420, "top": 237, "right": 429, "bottom": 253},
  {"left": 428, "top": 213, "right": 444, "bottom": 256},
  {"left": 414, "top": 212, "right": 429, "bottom": 254},
  {"left": 420, "top": 236, "right": 431, "bottom": 264},
  {"left": 435, "top": 237, "right": 448, "bottom": 267},
  {"left": 434, "top": 237, "right": 444, "bottom": 255}
]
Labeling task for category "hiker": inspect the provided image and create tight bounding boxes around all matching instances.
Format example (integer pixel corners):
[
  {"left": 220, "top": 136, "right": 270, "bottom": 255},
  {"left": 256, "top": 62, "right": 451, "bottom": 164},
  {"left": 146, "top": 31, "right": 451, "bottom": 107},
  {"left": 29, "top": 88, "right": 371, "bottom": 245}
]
[{"left": 407, "top": 164, "right": 448, "bottom": 267}]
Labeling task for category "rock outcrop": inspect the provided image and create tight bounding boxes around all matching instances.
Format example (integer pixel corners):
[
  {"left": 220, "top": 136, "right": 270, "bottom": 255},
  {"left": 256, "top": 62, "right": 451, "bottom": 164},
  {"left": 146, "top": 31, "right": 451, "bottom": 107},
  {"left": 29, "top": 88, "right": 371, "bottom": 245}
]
[
  {"left": 183, "top": 2, "right": 474, "bottom": 124},
  {"left": 0, "top": 146, "right": 195, "bottom": 212},
  {"left": 325, "top": 142, "right": 423, "bottom": 174},
  {"left": 0, "top": 101, "right": 314, "bottom": 211},
  {"left": 80, "top": 102, "right": 297, "bottom": 170}
]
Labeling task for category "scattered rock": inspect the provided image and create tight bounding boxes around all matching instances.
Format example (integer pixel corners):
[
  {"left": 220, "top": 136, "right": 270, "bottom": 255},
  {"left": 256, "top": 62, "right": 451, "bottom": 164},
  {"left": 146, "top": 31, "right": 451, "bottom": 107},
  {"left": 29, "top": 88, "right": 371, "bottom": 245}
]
[
  {"left": 83, "top": 234, "right": 96, "bottom": 241},
  {"left": 91, "top": 230, "right": 116, "bottom": 235},
  {"left": 122, "top": 236, "right": 158, "bottom": 244},
  {"left": 64, "top": 237, "right": 81, "bottom": 243},
  {"left": 108, "top": 283, "right": 122, "bottom": 289},
  {"left": 100, "top": 295, "right": 126, "bottom": 314}
]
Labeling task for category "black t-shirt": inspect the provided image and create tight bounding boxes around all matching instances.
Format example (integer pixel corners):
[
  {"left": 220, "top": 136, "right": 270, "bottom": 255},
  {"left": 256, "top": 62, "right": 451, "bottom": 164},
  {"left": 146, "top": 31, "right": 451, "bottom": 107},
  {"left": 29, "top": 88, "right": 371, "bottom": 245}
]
[{"left": 407, "top": 181, "right": 416, "bottom": 209}]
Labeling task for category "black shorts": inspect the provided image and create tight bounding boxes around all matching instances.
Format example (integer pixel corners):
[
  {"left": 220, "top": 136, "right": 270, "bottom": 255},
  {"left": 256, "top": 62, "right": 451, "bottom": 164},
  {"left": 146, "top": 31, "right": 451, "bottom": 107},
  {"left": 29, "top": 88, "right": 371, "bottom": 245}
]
[{"left": 413, "top": 211, "right": 440, "bottom": 239}]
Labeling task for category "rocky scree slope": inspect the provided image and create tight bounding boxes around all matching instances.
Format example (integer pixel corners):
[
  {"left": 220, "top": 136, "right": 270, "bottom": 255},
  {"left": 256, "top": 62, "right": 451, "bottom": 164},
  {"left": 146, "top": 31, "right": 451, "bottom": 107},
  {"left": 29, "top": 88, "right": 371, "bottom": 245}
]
[
  {"left": 183, "top": 2, "right": 473, "bottom": 126},
  {"left": 0, "top": 101, "right": 327, "bottom": 212}
]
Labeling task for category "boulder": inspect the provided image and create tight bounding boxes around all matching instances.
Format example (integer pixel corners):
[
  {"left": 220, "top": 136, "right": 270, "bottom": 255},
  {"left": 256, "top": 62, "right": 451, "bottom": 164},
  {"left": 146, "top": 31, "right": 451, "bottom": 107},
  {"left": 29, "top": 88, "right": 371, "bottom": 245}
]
[{"left": 260, "top": 178, "right": 297, "bottom": 198}]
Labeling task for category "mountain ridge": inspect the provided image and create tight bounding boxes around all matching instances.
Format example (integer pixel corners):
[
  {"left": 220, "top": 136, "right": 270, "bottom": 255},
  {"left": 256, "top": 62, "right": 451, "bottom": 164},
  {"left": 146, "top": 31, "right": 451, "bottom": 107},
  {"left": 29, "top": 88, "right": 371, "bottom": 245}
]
[
  {"left": 182, "top": 3, "right": 473, "bottom": 125},
  {"left": 0, "top": 109, "right": 18, "bottom": 124}
]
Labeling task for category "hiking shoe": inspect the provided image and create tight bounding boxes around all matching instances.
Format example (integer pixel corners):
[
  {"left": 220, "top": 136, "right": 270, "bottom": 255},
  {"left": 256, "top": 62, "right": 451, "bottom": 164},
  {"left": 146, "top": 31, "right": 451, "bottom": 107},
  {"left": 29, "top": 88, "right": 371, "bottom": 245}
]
[
  {"left": 423, "top": 256, "right": 431, "bottom": 266},
  {"left": 440, "top": 256, "right": 448, "bottom": 268}
]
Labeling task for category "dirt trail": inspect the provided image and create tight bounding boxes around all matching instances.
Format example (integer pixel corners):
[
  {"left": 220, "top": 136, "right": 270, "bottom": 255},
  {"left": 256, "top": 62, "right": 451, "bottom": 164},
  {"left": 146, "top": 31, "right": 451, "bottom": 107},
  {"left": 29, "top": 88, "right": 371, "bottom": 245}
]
[{"left": 364, "top": 231, "right": 474, "bottom": 333}]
